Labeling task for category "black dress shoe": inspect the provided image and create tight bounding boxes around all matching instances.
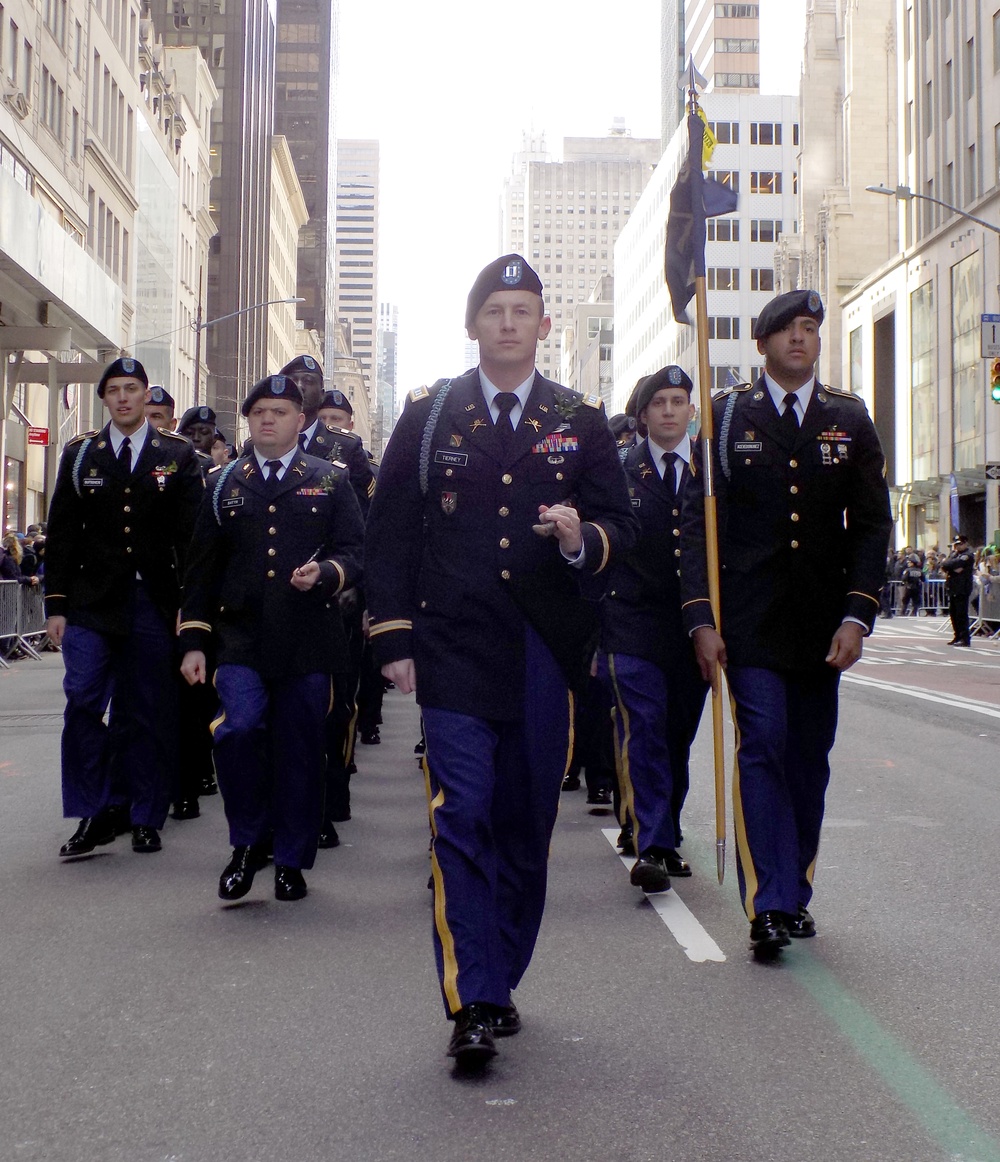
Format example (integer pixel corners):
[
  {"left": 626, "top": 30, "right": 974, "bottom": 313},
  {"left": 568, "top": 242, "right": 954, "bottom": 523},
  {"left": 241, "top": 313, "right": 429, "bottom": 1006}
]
[
  {"left": 59, "top": 815, "right": 116, "bottom": 858},
  {"left": 317, "top": 822, "right": 340, "bottom": 848},
  {"left": 274, "top": 865, "right": 307, "bottom": 901},
  {"left": 629, "top": 853, "right": 670, "bottom": 893},
  {"left": 132, "top": 826, "right": 162, "bottom": 853},
  {"left": 749, "top": 910, "right": 791, "bottom": 959},
  {"left": 561, "top": 773, "right": 581, "bottom": 792},
  {"left": 786, "top": 905, "right": 816, "bottom": 938},
  {"left": 360, "top": 729, "right": 381, "bottom": 745},
  {"left": 489, "top": 1001, "right": 521, "bottom": 1037},
  {"left": 170, "top": 798, "right": 200, "bottom": 821},
  {"left": 586, "top": 787, "right": 612, "bottom": 805},
  {"left": 447, "top": 1004, "right": 497, "bottom": 1069},
  {"left": 218, "top": 845, "right": 268, "bottom": 900},
  {"left": 616, "top": 825, "right": 635, "bottom": 856},
  {"left": 663, "top": 849, "right": 692, "bottom": 877},
  {"left": 199, "top": 774, "right": 219, "bottom": 795}
]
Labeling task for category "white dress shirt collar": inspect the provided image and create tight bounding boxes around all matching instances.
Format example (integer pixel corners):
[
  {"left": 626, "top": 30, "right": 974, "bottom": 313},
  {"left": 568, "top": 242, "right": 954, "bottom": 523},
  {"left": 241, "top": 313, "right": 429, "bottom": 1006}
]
[
  {"left": 479, "top": 369, "right": 536, "bottom": 427},
  {"left": 646, "top": 432, "right": 691, "bottom": 485},
  {"left": 109, "top": 420, "right": 149, "bottom": 457},
  {"left": 254, "top": 445, "right": 298, "bottom": 479},
  {"left": 764, "top": 372, "right": 814, "bottom": 422}
]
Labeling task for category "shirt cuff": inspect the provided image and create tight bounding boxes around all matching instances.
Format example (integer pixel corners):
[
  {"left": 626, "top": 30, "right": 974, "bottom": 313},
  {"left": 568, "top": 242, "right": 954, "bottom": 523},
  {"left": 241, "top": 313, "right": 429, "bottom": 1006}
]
[{"left": 561, "top": 542, "right": 587, "bottom": 569}]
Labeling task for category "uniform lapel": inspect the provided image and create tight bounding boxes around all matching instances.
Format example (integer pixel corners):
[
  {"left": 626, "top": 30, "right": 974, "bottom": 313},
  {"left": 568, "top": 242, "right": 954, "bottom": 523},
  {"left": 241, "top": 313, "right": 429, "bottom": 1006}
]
[
  {"left": 794, "top": 381, "right": 832, "bottom": 451},
  {"left": 131, "top": 426, "right": 167, "bottom": 479},
  {"left": 271, "top": 454, "right": 313, "bottom": 499},
  {"left": 448, "top": 371, "right": 502, "bottom": 462},
  {"left": 235, "top": 453, "right": 267, "bottom": 497},
  {"left": 742, "top": 377, "right": 788, "bottom": 450},
  {"left": 627, "top": 439, "right": 664, "bottom": 502}
]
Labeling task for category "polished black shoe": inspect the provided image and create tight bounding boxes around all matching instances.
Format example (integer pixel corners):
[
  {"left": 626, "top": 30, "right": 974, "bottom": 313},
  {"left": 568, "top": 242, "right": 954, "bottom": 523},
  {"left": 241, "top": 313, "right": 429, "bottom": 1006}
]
[
  {"left": 447, "top": 1004, "right": 498, "bottom": 1070},
  {"left": 629, "top": 853, "right": 670, "bottom": 893},
  {"left": 59, "top": 815, "right": 116, "bottom": 858},
  {"left": 105, "top": 803, "right": 132, "bottom": 836},
  {"left": 199, "top": 774, "right": 219, "bottom": 795},
  {"left": 274, "top": 865, "right": 307, "bottom": 901},
  {"left": 218, "top": 845, "right": 268, "bottom": 900},
  {"left": 413, "top": 739, "right": 426, "bottom": 755},
  {"left": 587, "top": 787, "right": 612, "bottom": 805},
  {"left": 561, "top": 773, "right": 581, "bottom": 792},
  {"left": 663, "top": 849, "right": 692, "bottom": 878},
  {"left": 489, "top": 1000, "right": 521, "bottom": 1037},
  {"left": 360, "top": 729, "right": 381, "bottom": 745},
  {"left": 170, "top": 798, "right": 200, "bottom": 821},
  {"left": 132, "top": 826, "right": 162, "bottom": 853},
  {"left": 616, "top": 825, "right": 636, "bottom": 857},
  {"left": 786, "top": 905, "right": 817, "bottom": 938},
  {"left": 317, "top": 821, "right": 340, "bottom": 849},
  {"left": 749, "top": 910, "right": 791, "bottom": 959},
  {"left": 952, "top": 639, "right": 971, "bottom": 647}
]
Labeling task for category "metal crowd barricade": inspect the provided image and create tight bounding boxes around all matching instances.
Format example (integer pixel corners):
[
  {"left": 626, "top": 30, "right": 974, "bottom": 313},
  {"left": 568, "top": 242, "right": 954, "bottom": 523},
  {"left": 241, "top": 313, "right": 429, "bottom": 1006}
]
[
  {"left": 884, "top": 578, "right": 949, "bottom": 616},
  {"left": 972, "top": 578, "right": 1000, "bottom": 640},
  {"left": 0, "top": 579, "right": 20, "bottom": 669},
  {"left": 16, "top": 582, "right": 47, "bottom": 659}
]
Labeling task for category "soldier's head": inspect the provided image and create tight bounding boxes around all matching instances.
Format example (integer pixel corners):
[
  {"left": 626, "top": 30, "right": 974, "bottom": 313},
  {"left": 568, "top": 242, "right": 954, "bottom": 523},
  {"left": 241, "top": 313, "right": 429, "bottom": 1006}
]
[
  {"left": 241, "top": 375, "right": 304, "bottom": 457},
  {"left": 633, "top": 365, "right": 695, "bottom": 449},
  {"left": 279, "top": 355, "right": 324, "bottom": 421},
  {"left": 318, "top": 389, "right": 354, "bottom": 432},
  {"left": 465, "top": 254, "right": 550, "bottom": 381},
  {"left": 145, "top": 386, "right": 176, "bottom": 431},
  {"left": 98, "top": 357, "right": 150, "bottom": 435},
  {"left": 178, "top": 404, "right": 218, "bottom": 453},
  {"left": 754, "top": 290, "right": 823, "bottom": 387}
]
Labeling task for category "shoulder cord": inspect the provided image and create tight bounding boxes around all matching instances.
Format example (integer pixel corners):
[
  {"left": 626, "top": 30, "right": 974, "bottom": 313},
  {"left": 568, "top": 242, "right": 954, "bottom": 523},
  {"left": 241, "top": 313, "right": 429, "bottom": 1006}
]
[
  {"left": 718, "top": 392, "right": 738, "bottom": 482},
  {"left": 418, "top": 380, "right": 453, "bottom": 497},
  {"left": 211, "top": 461, "right": 239, "bottom": 524},
  {"left": 71, "top": 437, "right": 94, "bottom": 497}
]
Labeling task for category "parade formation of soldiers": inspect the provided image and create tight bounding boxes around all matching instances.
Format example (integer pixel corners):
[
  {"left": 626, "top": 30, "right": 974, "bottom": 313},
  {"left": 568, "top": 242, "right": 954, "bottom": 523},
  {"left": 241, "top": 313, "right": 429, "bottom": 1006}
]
[{"left": 42, "top": 256, "right": 894, "bottom": 1073}]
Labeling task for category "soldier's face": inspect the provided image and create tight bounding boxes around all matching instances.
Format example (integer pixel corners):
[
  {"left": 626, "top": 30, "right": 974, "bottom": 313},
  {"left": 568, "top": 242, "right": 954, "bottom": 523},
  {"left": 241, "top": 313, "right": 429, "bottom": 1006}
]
[
  {"left": 145, "top": 404, "right": 176, "bottom": 431},
  {"left": 182, "top": 420, "right": 216, "bottom": 452},
  {"left": 640, "top": 388, "right": 694, "bottom": 448},
  {"left": 248, "top": 398, "right": 304, "bottom": 456},
  {"left": 468, "top": 291, "right": 551, "bottom": 371},
  {"left": 757, "top": 316, "right": 820, "bottom": 382},
  {"left": 319, "top": 407, "right": 353, "bottom": 431},
  {"left": 103, "top": 377, "right": 150, "bottom": 433},
  {"left": 288, "top": 371, "right": 324, "bottom": 415}
]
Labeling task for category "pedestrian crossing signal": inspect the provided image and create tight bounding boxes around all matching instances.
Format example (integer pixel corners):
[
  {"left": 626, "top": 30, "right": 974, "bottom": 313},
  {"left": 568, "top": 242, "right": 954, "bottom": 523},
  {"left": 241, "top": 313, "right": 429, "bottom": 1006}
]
[{"left": 992, "top": 359, "right": 1000, "bottom": 404}]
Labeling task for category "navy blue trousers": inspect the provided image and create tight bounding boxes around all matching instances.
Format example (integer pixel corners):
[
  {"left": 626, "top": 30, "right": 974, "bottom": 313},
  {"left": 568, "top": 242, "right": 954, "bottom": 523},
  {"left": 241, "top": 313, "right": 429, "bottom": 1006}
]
[
  {"left": 421, "top": 628, "right": 572, "bottom": 1017},
  {"left": 60, "top": 583, "right": 177, "bottom": 827},
  {"left": 726, "top": 665, "right": 840, "bottom": 919},
  {"left": 212, "top": 665, "right": 331, "bottom": 869}
]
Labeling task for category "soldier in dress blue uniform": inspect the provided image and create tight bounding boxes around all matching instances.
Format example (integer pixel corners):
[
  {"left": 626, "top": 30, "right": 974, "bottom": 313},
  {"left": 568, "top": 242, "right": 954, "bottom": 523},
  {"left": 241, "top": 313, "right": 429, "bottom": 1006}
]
[
  {"left": 179, "top": 375, "right": 364, "bottom": 903},
  {"left": 680, "top": 290, "right": 893, "bottom": 958},
  {"left": 44, "top": 357, "right": 204, "bottom": 858},
  {"left": 598, "top": 365, "right": 709, "bottom": 893},
  {"left": 365, "top": 254, "right": 638, "bottom": 1070},
  {"left": 178, "top": 403, "right": 219, "bottom": 466},
  {"left": 144, "top": 386, "right": 177, "bottom": 432}
]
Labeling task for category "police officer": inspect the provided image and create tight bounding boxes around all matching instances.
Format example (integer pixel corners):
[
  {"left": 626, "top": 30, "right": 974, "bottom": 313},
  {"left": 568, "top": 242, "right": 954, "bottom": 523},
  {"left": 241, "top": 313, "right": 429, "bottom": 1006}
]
[
  {"left": 365, "top": 254, "right": 637, "bottom": 1069},
  {"left": 941, "top": 533, "right": 976, "bottom": 645},
  {"left": 44, "top": 357, "right": 204, "bottom": 857},
  {"left": 681, "top": 290, "right": 892, "bottom": 958},
  {"left": 599, "top": 365, "right": 709, "bottom": 893},
  {"left": 179, "top": 375, "right": 364, "bottom": 902},
  {"left": 145, "top": 386, "right": 177, "bottom": 432}
]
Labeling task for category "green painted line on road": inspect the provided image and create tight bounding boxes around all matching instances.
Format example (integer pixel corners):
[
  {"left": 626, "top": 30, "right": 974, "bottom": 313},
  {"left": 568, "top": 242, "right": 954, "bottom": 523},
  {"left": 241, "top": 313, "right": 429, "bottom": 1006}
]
[{"left": 789, "top": 951, "right": 1000, "bottom": 1162}]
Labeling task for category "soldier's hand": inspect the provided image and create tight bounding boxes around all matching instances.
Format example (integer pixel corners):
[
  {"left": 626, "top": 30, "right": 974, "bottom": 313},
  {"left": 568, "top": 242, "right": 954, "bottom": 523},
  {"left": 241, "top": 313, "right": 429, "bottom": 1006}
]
[
  {"left": 181, "top": 650, "right": 207, "bottom": 685},
  {"left": 46, "top": 615, "right": 66, "bottom": 647},
  {"left": 382, "top": 658, "right": 416, "bottom": 695},
  {"left": 825, "top": 622, "right": 864, "bottom": 671},
  {"left": 692, "top": 626, "right": 727, "bottom": 689},
  {"left": 290, "top": 561, "right": 321, "bottom": 591},
  {"left": 534, "top": 503, "right": 582, "bottom": 555}
]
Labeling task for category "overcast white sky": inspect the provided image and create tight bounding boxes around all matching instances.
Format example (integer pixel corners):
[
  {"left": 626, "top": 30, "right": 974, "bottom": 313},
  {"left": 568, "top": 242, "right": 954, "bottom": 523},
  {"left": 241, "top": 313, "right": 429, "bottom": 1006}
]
[{"left": 336, "top": 0, "right": 807, "bottom": 392}]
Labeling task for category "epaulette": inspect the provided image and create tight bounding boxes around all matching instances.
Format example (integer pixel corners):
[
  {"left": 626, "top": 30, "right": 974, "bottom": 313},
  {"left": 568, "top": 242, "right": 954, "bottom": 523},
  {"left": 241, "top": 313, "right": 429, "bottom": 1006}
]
[
  {"left": 207, "top": 464, "right": 224, "bottom": 477},
  {"left": 582, "top": 392, "right": 603, "bottom": 410},
  {"left": 67, "top": 430, "right": 98, "bottom": 446},
  {"left": 823, "top": 384, "right": 861, "bottom": 400},
  {"left": 158, "top": 429, "right": 190, "bottom": 441},
  {"left": 717, "top": 382, "right": 752, "bottom": 397},
  {"left": 332, "top": 460, "right": 347, "bottom": 470},
  {"left": 409, "top": 385, "right": 430, "bottom": 403}
]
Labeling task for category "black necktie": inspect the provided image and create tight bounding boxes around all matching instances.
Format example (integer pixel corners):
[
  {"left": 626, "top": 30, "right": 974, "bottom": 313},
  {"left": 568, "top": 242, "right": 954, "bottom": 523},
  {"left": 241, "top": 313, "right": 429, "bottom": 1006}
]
[
  {"left": 780, "top": 393, "right": 799, "bottom": 440},
  {"left": 661, "top": 451, "right": 677, "bottom": 499},
  {"left": 264, "top": 459, "right": 283, "bottom": 487},
  {"left": 298, "top": 432, "right": 308, "bottom": 449},
  {"left": 494, "top": 392, "right": 518, "bottom": 452},
  {"left": 117, "top": 436, "right": 131, "bottom": 473}
]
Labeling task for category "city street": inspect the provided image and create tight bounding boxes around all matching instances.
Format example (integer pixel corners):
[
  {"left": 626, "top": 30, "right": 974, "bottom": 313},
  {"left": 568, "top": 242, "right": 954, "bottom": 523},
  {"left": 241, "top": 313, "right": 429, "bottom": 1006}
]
[{"left": 2, "top": 627, "right": 1000, "bottom": 1162}]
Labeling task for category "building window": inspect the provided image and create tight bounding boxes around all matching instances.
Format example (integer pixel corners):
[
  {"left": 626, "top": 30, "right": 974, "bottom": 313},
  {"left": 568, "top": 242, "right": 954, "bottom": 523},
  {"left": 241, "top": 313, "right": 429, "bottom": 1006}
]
[
  {"left": 708, "top": 317, "right": 740, "bottom": 340},
  {"left": 707, "top": 267, "right": 740, "bottom": 290},
  {"left": 965, "top": 37, "right": 976, "bottom": 99},
  {"left": 952, "top": 251, "right": 982, "bottom": 470},
  {"left": 707, "top": 218, "right": 740, "bottom": 241},
  {"left": 909, "top": 286, "right": 934, "bottom": 481},
  {"left": 709, "top": 120, "right": 740, "bottom": 144},
  {"left": 750, "top": 171, "right": 782, "bottom": 194},
  {"left": 715, "top": 4, "right": 759, "bottom": 16},
  {"left": 716, "top": 37, "right": 759, "bottom": 53},
  {"left": 750, "top": 219, "right": 782, "bottom": 242},
  {"left": 714, "top": 170, "right": 739, "bottom": 192},
  {"left": 751, "top": 268, "right": 775, "bottom": 292},
  {"left": 994, "top": 9, "right": 1000, "bottom": 74},
  {"left": 750, "top": 122, "right": 782, "bottom": 145}
]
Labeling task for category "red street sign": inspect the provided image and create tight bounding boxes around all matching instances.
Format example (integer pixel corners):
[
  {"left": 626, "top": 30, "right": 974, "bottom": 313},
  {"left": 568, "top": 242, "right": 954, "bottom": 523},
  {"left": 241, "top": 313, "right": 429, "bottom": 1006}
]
[{"left": 27, "top": 427, "right": 49, "bottom": 446}]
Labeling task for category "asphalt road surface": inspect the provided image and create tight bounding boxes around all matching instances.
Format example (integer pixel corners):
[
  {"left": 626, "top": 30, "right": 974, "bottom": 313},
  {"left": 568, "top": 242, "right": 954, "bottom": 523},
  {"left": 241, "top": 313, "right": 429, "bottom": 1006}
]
[{"left": 2, "top": 624, "right": 999, "bottom": 1162}]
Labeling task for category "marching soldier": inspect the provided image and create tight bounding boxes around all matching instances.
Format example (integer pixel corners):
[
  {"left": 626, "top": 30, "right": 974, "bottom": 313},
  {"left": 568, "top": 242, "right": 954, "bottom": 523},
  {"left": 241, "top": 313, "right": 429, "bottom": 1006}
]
[
  {"left": 44, "top": 357, "right": 204, "bottom": 858},
  {"left": 179, "top": 375, "right": 364, "bottom": 903},
  {"left": 177, "top": 404, "right": 219, "bottom": 469},
  {"left": 365, "top": 254, "right": 637, "bottom": 1070},
  {"left": 681, "top": 290, "right": 892, "bottom": 958},
  {"left": 145, "top": 386, "right": 177, "bottom": 432},
  {"left": 598, "top": 365, "right": 708, "bottom": 893}
]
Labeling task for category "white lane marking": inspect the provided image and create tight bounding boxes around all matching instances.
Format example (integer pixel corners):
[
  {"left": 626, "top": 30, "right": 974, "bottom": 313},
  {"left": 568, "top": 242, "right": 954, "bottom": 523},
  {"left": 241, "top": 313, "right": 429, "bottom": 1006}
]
[
  {"left": 842, "top": 672, "right": 1000, "bottom": 720},
  {"left": 602, "top": 829, "right": 726, "bottom": 963}
]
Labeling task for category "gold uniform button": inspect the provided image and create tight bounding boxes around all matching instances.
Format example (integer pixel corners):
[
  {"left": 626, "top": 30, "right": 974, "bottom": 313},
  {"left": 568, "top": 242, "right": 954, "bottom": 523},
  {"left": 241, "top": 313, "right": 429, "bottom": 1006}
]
[
  {"left": 123, "top": 527, "right": 130, "bottom": 534},
  {"left": 791, "top": 513, "right": 800, "bottom": 522},
  {"left": 672, "top": 528, "right": 681, "bottom": 537},
  {"left": 789, "top": 459, "right": 798, "bottom": 468},
  {"left": 123, "top": 505, "right": 131, "bottom": 513},
  {"left": 499, "top": 506, "right": 509, "bottom": 517},
  {"left": 790, "top": 485, "right": 799, "bottom": 495},
  {"left": 268, "top": 505, "right": 276, "bottom": 514},
  {"left": 269, "top": 527, "right": 277, "bottom": 535},
  {"left": 268, "top": 547, "right": 276, "bottom": 557},
  {"left": 555, "top": 472, "right": 564, "bottom": 481},
  {"left": 501, "top": 569, "right": 511, "bottom": 580},
  {"left": 126, "top": 546, "right": 133, "bottom": 554},
  {"left": 791, "top": 540, "right": 800, "bottom": 549},
  {"left": 673, "top": 508, "right": 680, "bottom": 517},
  {"left": 745, "top": 458, "right": 752, "bottom": 465},
  {"left": 446, "top": 468, "right": 454, "bottom": 477},
  {"left": 229, "top": 511, "right": 236, "bottom": 518},
  {"left": 500, "top": 537, "right": 510, "bottom": 549},
  {"left": 267, "top": 570, "right": 275, "bottom": 578},
  {"left": 674, "top": 548, "right": 681, "bottom": 558},
  {"left": 311, "top": 507, "right": 318, "bottom": 513},
  {"left": 502, "top": 473, "right": 513, "bottom": 484},
  {"left": 124, "top": 487, "right": 131, "bottom": 495}
]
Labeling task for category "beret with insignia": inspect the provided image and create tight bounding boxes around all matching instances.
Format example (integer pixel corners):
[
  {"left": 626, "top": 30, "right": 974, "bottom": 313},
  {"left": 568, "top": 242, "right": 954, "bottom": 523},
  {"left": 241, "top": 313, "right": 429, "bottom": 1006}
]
[
  {"left": 320, "top": 389, "right": 353, "bottom": 416},
  {"left": 466, "top": 253, "right": 544, "bottom": 328},
  {"left": 753, "top": 289, "right": 825, "bottom": 340},
  {"left": 633, "top": 365, "right": 694, "bottom": 416},
  {"left": 280, "top": 354, "right": 324, "bottom": 378},
  {"left": 97, "top": 356, "right": 148, "bottom": 398},
  {"left": 178, "top": 403, "right": 218, "bottom": 433},
  {"left": 241, "top": 374, "right": 304, "bottom": 416},
  {"left": 147, "top": 386, "right": 175, "bottom": 410}
]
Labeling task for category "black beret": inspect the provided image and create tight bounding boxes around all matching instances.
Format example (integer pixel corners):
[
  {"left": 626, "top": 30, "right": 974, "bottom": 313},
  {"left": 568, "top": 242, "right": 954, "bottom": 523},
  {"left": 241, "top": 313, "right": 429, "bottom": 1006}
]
[
  {"left": 466, "top": 254, "right": 543, "bottom": 328},
  {"left": 240, "top": 374, "right": 304, "bottom": 416},
  {"left": 97, "top": 356, "right": 148, "bottom": 398},
  {"left": 633, "top": 365, "right": 694, "bottom": 416},
  {"left": 147, "top": 385, "right": 175, "bottom": 410},
  {"left": 753, "top": 289, "right": 824, "bottom": 340},
  {"left": 320, "top": 389, "right": 352, "bottom": 416},
  {"left": 608, "top": 413, "right": 637, "bottom": 438},
  {"left": 177, "top": 404, "right": 217, "bottom": 432},
  {"left": 624, "top": 376, "right": 649, "bottom": 419},
  {"left": 280, "top": 354, "right": 324, "bottom": 378}
]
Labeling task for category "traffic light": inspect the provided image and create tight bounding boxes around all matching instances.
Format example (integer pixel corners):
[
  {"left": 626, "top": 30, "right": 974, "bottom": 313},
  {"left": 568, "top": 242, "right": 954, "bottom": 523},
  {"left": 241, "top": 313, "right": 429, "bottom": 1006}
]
[{"left": 992, "top": 359, "right": 1000, "bottom": 404}]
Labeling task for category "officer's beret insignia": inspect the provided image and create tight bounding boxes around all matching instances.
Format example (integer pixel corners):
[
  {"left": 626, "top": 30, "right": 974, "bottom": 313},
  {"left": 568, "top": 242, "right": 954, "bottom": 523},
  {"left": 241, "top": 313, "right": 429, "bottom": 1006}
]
[
  {"left": 199, "top": 406, "right": 211, "bottom": 420},
  {"left": 151, "top": 387, "right": 164, "bottom": 403},
  {"left": 303, "top": 356, "right": 317, "bottom": 370},
  {"left": 122, "top": 358, "right": 136, "bottom": 374},
  {"left": 271, "top": 377, "right": 285, "bottom": 394},
  {"left": 668, "top": 366, "right": 683, "bottom": 385},
  {"left": 501, "top": 258, "right": 523, "bottom": 285},
  {"left": 807, "top": 290, "right": 822, "bottom": 313}
]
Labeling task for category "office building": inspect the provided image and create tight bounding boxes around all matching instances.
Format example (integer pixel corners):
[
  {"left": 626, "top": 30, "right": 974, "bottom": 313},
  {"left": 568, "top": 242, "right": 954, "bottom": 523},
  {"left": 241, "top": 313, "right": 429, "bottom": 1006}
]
[{"left": 335, "top": 139, "right": 379, "bottom": 402}]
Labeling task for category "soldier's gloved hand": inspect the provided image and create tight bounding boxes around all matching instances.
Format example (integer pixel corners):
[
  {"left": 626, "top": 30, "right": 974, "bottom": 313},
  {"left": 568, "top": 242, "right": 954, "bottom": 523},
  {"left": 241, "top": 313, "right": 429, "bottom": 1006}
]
[{"left": 338, "top": 587, "right": 359, "bottom": 615}]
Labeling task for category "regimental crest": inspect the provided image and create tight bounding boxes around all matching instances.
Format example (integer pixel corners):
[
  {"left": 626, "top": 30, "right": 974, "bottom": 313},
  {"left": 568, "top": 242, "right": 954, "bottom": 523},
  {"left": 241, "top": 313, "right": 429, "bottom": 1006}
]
[
  {"left": 449, "top": 433, "right": 463, "bottom": 448},
  {"left": 150, "top": 387, "right": 166, "bottom": 403},
  {"left": 501, "top": 258, "right": 523, "bottom": 285},
  {"left": 745, "top": 430, "right": 755, "bottom": 441},
  {"left": 807, "top": 290, "right": 822, "bottom": 313},
  {"left": 270, "top": 377, "right": 286, "bottom": 395},
  {"left": 122, "top": 357, "right": 136, "bottom": 374},
  {"left": 668, "top": 366, "right": 683, "bottom": 385},
  {"left": 441, "top": 491, "right": 457, "bottom": 515},
  {"left": 199, "top": 406, "right": 212, "bottom": 420},
  {"left": 303, "top": 356, "right": 317, "bottom": 370}
]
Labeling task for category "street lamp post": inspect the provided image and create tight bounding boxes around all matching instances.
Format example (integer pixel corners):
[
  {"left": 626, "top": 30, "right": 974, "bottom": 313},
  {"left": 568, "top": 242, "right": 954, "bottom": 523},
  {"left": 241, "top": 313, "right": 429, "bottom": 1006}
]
[{"left": 865, "top": 184, "right": 1000, "bottom": 237}]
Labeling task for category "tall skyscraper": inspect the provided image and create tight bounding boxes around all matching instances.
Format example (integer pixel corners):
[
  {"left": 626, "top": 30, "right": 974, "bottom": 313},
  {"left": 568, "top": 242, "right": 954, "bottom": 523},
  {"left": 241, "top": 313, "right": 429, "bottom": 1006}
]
[
  {"left": 501, "top": 125, "right": 660, "bottom": 381},
  {"left": 335, "top": 140, "right": 379, "bottom": 400},
  {"left": 274, "top": 0, "right": 339, "bottom": 370},
  {"left": 661, "top": 0, "right": 686, "bottom": 148},
  {"left": 373, "top": 301, "right": 398, "bottom": 456}
]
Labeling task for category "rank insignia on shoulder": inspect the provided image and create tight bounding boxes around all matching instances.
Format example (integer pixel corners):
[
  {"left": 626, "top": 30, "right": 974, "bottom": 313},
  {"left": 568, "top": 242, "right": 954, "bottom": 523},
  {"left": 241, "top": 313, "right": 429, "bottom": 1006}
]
[
  {"left": 161, "top": 429, "right": 188, "bottom": 441},
  {"left": 582, "top": 393, "right": 602, "bottom": 409},
  {"left": 823, "top": 384, "right": 857, "bottom": 399},
  {"left": 332, "top": 460, "right": 347, "bottom": 470},
  {"left": 68, "top": 430, "right": 98, "bottom": 445},
  {"left": 409, "top": 385, "right": 430, "bottom": 402}
]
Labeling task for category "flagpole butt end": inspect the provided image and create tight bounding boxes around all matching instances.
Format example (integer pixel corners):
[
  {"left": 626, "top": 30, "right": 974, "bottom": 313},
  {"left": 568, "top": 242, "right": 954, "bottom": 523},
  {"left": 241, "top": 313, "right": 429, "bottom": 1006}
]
[{"left": 716, "top": 839, "right": 726, "bottom": 884}]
